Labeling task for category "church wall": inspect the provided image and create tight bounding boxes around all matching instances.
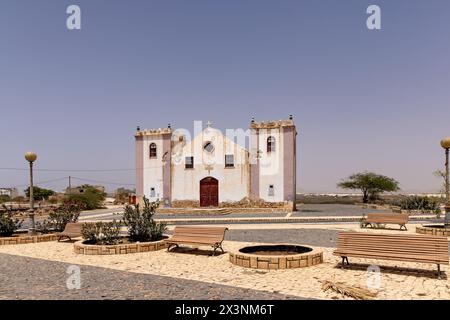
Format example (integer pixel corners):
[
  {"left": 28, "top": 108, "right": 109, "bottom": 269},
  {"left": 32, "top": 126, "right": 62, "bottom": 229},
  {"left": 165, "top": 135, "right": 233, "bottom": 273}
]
[
  {"left": 257, "top": 128, "right": 285, "bottom": 202},
  {"left": 171, "top": 128, "right": 250, "bottom": 203},
  {"left": 142, "top": 136, "right": 164, "bottom": 202}
]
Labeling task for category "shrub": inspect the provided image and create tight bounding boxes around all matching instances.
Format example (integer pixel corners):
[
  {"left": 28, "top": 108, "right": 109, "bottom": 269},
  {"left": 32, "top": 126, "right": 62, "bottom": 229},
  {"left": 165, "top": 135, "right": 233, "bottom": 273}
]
[
  {"left": 123, "top": 197, "right": 166, "bottom": 242},
  {"left": 0, "top": 206, "right": 22, "bottom": 237},
  {"left": 81, "top": 221, "right": 121, "bottom": 245},
  {"left": 24, "top": 186, "right": 55, "bottom": 201},
  {"left": 0, "top": 195, "right": 10, "bottom": 204},
  {"left": 398, "top": 196, "right": 441, "bottom": 212},
  {"left": 66, "top": 185, "right": 106, "bottom": 210},
  {"left": 35, "top": 200, "right": 84, "bottom": 233}
]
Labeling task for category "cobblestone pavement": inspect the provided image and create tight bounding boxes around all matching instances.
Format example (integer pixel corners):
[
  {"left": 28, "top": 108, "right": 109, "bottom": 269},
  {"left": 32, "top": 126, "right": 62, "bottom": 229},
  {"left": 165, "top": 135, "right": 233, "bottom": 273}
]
[
  {"left": 226, "top": 228, "right": 339, "bottom": 248},
  {"left": 0, "top": 253, "right": 302, "bottom": 300}
]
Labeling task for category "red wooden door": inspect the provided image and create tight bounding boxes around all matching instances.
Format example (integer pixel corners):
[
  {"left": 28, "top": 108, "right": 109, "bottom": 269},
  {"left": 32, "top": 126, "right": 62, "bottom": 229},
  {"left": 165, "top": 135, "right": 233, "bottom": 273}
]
[{"left": 200, "top": 177, "right": 219, "bottom": 207}]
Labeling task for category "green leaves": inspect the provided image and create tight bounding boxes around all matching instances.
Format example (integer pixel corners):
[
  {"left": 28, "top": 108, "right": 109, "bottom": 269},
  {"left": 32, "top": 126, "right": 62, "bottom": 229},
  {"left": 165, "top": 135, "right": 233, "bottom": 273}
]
[
  {"left": 122, "top": 196, "right": 166, "bottom": 242},
  {"left": 65, "top": 185, "right": 106, "bottom": 210},
  {"left": 24, "top": 186, "right": 55, "bottom": 201},
  {"left": 0, "top": 206, "right": 22, "bottom": 237},
  {"left": 36, "top": 200, "right": 84, "bottom": 233},
  {"left": 81, "top": 220, "right": 121, "bottom": 245}
]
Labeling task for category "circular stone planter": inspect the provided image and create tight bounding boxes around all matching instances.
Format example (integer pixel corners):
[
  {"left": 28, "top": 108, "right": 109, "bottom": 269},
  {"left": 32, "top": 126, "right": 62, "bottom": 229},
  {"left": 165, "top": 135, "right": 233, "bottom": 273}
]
[
  {"left": 73, "top": 237, "right": 168, "bottom": 255},
  {"left": 229, "top": 244, "right": 323, "bottom": 270},
  {"left": 416, "top": 225, "right": 450, "bottom": 237},
  {"left": 0, "top": 233, "right": 59, "bottom": 246}
]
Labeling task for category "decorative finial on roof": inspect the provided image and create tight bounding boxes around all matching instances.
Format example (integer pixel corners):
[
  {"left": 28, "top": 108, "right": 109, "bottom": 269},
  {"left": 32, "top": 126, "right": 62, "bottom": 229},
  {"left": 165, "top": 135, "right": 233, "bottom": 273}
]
[
  {"left": 251, "top": 117, "right": 255, "bottom": 123},
  {"left": 137, "top": 126, "right": 140, "bottom": 132},
  {"left": 168, "top": 123, "right": 171, "bottom": 129},
  {"left": 289, "top": 115, "right": 293, "bottom": 120},
  {"left": 206, "top": 120, "right": 212, "bottom": 128}
]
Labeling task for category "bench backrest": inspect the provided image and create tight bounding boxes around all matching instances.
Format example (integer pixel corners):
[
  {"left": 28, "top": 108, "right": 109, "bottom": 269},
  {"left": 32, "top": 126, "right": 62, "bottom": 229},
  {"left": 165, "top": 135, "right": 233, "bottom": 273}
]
[
  {"left": 63, "top": 222, "right": 82, "bottom": 234},
  {"left": 336, "top": 232, "right": 448, "bottom": 264},
  {"left": 172, "top": 226, "right": 228, "bottom": 243},
  {"left": 366, "top": 213, "right": 408, "bottom": 224}
]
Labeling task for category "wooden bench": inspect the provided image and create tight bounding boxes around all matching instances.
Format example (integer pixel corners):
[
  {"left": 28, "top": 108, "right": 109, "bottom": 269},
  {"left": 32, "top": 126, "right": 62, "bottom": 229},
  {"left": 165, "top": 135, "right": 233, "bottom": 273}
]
[
  {"left": 362, "top": 213, "right": 409, "bottom": 230},
  {"left": 56, "top": 222, "right": 83, "bottom": 242},
  {"left": 333, "top": 232, "right": 449, "bottom": 278},
  {"left": 165, "top": 226, "right": 228, "bottom": 256}
]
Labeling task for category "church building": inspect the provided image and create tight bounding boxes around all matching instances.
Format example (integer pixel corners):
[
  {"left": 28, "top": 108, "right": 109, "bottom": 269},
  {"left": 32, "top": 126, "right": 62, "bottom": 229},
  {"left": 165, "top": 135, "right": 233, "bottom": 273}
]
[{"left": 135, "top": 117, "right": 297, "bottom": 209}]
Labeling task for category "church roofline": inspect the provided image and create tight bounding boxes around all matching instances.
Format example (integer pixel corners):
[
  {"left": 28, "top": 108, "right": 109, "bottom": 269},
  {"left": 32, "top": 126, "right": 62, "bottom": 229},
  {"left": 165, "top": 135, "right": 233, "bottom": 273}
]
[
  {"left": 250, "top": 117, "right": 295, "bottom": 129},
  {"left": 135, "top": 127, "right": 172, "bottom": 137}
]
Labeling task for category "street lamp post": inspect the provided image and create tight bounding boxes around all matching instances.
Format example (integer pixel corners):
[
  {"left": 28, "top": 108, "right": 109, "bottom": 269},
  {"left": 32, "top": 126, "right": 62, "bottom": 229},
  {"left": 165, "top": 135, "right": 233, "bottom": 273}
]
[
  {"left": 25, "top": 151, "right": 37, "bottom": 235},
  {"left": 441, "top": 138, "right": 450, "bottom": 227}
]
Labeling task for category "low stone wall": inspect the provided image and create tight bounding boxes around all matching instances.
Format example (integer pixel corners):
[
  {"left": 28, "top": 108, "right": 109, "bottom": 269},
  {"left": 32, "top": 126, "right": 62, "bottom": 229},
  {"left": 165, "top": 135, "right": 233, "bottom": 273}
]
[
  {"left": 0, "top": 233, "right": 59, "bottom": 246},
  {"left": 229, "top": 246, "right": 323, "bottom": 270},
  {"left": 157, "top": 207, "right": 292, "bottom": 215},
  {"left": 416, "top": 225, "right": 450, "bottom": 237},
  {"left": 74, "top": 238, "right": 167, "bottom": 255}
]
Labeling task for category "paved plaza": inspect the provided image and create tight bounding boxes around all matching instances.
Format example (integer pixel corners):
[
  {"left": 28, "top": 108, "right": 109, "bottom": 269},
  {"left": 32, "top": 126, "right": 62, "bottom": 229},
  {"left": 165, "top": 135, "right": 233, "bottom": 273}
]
[{"left": 1, "top": 220, "right": 449, "bottom": 300}]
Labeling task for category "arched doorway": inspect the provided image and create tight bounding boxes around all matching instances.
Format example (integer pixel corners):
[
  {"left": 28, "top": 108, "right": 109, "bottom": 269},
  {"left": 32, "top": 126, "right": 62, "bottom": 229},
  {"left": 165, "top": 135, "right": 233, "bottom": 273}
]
[{"left": 200, "top": 177, "right": 219, "bottom": 207}]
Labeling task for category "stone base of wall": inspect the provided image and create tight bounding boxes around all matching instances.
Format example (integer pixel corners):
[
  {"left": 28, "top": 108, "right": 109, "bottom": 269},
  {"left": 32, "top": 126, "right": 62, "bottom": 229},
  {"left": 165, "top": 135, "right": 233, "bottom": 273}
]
[
  {"left": 0, "top": 233, "right": 59, "bottom": 246},
  {"left": 416, "top": 225, "right": 450, "bottom": 237},
  {"left": 74, "top": 238, "right": 167, "bottom": 255},
  {"left": 157, "top": 207, "right": 292, "bottom": 215},
  {"left": 229, "top": 246, "right": 323, "bottom": 270}
]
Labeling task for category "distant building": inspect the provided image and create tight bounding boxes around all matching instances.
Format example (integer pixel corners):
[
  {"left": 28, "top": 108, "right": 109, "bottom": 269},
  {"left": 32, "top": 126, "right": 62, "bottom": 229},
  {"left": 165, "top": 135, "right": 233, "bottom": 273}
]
[
  {"left": 135, "top": 117, "right": 297, "bottom": 209},
  {"left": 65, "top": 185, "right": 105, "bottom": 195},
  {"left": 0, "top": 188, "right": 19, "bottom": 199}
]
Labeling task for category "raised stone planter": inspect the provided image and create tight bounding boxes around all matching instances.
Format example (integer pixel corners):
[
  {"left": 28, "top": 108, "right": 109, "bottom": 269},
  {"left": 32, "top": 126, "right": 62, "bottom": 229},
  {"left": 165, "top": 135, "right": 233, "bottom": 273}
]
[
  {"left": 416, "top": 225, "right": 450, "bottom": 237},
  {"left": 0, "top": 233, "right": 59, "bottom": 246},
  {"left": 74, "top": 238, "right": 167, "bottom": 255},
  {"left": 229, "top": 244, "right": 323, "bottom": 270}
]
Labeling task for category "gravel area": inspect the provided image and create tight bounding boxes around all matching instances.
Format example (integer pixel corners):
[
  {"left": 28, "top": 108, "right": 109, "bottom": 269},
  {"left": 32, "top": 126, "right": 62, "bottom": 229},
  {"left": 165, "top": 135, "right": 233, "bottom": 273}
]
[{"left": 0, "top": 253, "right": 301, "bottom": 300}]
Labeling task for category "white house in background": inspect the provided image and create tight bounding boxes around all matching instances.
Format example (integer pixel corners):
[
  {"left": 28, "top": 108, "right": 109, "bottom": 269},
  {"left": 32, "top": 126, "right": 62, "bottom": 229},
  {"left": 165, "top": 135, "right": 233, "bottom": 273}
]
[
  {"left": 0, "top": 188, "right": 19, "bottom": 199},
  {"left": 135, "top": 117, "right": 297, "bottom": 208}
]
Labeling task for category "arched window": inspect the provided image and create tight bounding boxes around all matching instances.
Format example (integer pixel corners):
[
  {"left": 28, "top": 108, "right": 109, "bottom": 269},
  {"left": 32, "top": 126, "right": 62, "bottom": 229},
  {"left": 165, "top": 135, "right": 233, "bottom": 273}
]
[
  {"left": 149, "top": 143, "right": 157, "bottom": 158},
  {"left": 267, "top": 136, "right": 276, "bottom": 153}
]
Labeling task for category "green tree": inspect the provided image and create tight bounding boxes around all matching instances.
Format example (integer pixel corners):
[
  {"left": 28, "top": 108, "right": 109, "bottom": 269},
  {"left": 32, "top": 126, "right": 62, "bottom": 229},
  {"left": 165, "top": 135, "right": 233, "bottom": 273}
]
[
  {"left": 337, "top": 172, "right": 400, "bottom": 203},
  {"left": 24, "top": 186, "right": 55, "bottom": 201},
  {"left": 65, "top": 185, "right": 106, "bottom": 210}
]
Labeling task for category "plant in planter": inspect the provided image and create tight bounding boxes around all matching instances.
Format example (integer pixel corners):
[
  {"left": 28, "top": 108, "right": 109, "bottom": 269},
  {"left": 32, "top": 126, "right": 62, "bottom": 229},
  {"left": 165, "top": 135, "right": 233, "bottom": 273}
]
[
  {"left": 36, "top": 200, "right": 85, "bottom": 234},
  {"left": 123, "top": 196, "right": 166, "bottom": 242},
  {"left": 0, "top": 206, "right": 23, "bottom": 237},
  {"left": 81, "top": 221, "right": 121, "bottom": 245}
]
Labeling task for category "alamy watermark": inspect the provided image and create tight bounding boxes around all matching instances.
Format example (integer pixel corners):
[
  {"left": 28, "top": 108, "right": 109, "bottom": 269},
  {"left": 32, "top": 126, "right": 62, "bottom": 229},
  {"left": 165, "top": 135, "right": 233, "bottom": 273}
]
[
  {"left": 66, "top": 5, "right": 81, "bottom": 30},
  {"left": 366, "top": 264, "right": 381, "bottom": 290},
  {"left": 66, "top": 265, "right": 81, "bottom": 290},
  {"left": 367, "top": 5, "right": 381, "bottom": 30}
]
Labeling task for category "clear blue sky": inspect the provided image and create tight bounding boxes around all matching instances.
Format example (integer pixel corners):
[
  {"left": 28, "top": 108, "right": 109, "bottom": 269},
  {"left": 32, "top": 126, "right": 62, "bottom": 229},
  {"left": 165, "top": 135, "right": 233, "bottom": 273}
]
[{"left": 1, "top": 0, "right": 449, "bottom": 193}]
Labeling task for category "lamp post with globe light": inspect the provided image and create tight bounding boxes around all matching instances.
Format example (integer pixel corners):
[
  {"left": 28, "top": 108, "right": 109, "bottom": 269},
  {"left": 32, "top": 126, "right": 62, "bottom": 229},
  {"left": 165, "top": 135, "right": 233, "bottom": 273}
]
[
  {"left": 25, "top": 151, "right": 37, "bottom": 235},
  {"left": 441, "top": 138, "right": 450, "bottom": 227}
]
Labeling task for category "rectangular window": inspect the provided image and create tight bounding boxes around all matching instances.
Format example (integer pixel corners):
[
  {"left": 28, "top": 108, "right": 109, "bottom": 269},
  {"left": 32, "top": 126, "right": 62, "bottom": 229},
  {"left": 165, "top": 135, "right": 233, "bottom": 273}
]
[
  {"left": 150, "top": 187, "right": 155, "bottom": 197},
  {"left": 268, "top": 185, "right": 274, "bottom": 196},
  {"left": 185, "top": 156, "right": 194, "bottom": 169},
  {"left": 225, "top": 154, "right": 234, "bottom": 168}
]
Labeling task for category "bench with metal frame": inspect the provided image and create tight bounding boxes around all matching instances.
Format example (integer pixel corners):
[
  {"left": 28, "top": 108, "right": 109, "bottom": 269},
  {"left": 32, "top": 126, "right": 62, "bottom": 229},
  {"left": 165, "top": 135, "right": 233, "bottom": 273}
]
[
  {"left": 362, "top": 213, "right": 409, "bottom": 230},
  {"left": 333, "top": 232, "right": 449, "bottom": 278},
  {"left": 165, "top": 226, "right": 228, "bottom": 256}
]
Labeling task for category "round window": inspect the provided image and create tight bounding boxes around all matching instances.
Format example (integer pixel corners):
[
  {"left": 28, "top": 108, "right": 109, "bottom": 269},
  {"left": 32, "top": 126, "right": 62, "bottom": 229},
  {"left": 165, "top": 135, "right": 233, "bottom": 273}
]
[{"left": 203, "top": 141, "right": 214, "bottom": 153}]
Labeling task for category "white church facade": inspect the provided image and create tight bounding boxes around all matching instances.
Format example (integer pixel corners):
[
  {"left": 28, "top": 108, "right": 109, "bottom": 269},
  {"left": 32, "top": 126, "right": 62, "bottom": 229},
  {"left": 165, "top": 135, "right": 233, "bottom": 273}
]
[{"left": 135, "top": 117, "right": 297, "bottom": 209}]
